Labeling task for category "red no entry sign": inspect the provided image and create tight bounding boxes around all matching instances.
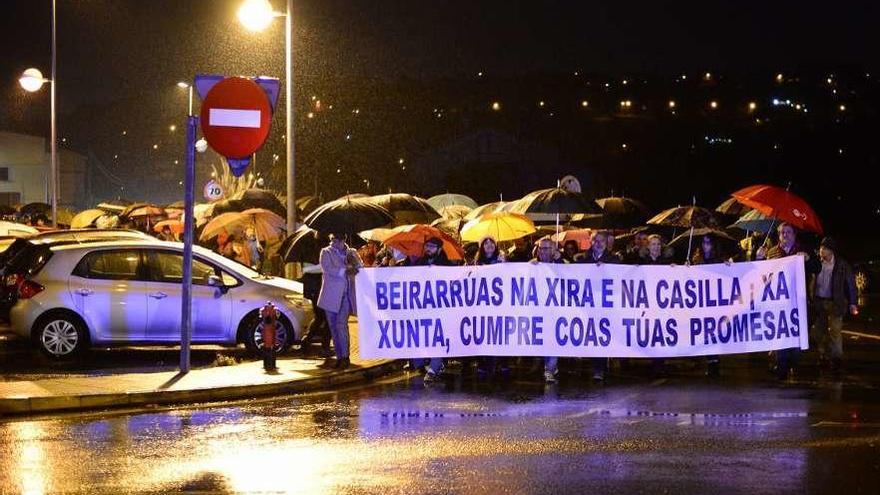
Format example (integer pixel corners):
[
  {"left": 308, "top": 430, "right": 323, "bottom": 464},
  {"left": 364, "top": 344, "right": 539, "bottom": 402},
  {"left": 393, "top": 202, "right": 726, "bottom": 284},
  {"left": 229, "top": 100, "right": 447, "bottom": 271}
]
[{"left": 200, "top": 77, "right": 272, "bottom": 159}]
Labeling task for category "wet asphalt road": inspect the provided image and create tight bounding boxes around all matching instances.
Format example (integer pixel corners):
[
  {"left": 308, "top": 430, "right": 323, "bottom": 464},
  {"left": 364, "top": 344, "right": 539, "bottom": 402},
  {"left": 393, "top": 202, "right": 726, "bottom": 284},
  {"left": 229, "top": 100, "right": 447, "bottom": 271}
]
[{"left": 2, "top": 370, "right": 880, "bottom": 495}]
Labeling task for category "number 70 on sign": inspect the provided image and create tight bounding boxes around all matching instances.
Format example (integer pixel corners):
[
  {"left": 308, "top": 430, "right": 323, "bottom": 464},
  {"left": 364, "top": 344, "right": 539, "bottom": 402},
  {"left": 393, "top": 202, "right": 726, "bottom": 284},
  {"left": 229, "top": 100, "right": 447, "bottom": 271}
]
[{"left": 204, "top": 179, "right": 225, "bottom": 201}]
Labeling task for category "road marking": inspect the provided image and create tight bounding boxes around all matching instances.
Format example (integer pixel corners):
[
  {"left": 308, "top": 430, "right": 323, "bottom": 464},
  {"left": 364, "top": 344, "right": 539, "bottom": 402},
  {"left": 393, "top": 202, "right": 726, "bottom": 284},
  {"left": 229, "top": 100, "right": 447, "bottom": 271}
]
[
  {"left": 812, "top": 421, "right": 880, "bottom": 428},
  {"left": 842, "top": 330, "right": 880, "bottom": 341},
  {"left": 209, "top": 108, "right": 261, "bottom": 128}
]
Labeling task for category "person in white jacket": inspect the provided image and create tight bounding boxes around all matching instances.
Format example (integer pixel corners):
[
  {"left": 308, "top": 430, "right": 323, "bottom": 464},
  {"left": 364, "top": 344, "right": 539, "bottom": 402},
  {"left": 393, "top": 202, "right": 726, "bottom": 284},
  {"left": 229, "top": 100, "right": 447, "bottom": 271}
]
[{"left": 317, "top": 234, "right": 363, "bottom": 369}]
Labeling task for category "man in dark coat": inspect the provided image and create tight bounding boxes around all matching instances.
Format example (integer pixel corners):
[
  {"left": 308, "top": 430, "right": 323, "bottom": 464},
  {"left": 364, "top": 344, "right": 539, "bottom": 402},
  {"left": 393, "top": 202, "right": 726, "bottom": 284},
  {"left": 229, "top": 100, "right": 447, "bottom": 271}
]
[
  {"left": 810, "top": 237, "right": 858, "bottom": 373},
  {"left": 415, "top": 237, "right": 454, "bottom": 383},
  {"left": 756, "top": 222, "right": 809, "bottom": 379},
  {"left": 575, "top": 231, "right": 619, "bottom": 381}
]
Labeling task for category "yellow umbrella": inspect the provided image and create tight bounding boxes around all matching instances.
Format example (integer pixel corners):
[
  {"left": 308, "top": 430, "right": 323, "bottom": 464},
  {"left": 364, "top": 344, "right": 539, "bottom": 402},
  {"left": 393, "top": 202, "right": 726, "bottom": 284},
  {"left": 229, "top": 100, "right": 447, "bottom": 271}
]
[
  {"left": 70, "top": 209, "right": 106, "bottom": 229},
  {"left": 199, "top": 208, "right": 286, "bottom": 242},
  {"left": 55, "top": 207, "right": 77, "bottom": 226},
  {"left": 460, "top": 212, "right": 536, "bottom": 243}
]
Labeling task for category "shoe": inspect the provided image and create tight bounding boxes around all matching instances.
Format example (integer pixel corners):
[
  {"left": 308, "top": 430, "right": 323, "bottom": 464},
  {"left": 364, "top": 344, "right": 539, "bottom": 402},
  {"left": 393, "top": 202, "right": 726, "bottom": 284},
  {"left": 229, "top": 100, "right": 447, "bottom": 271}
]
[
  {"left": 424, "top": 370, "right": 437, "bottom": 384},
  {"left": 707, "top": 362, "right": 721, "bottom": 378},
  {"left": 334, "top": 358, "right": 350, "bottom": 369},
  {"left": 592, "top": 371, "right": 605, "bottom": 382},
  {"left": 830, "top": 358, "right": 842, "bottom": 374},
  {"left": 544, "top": 371, "right": 557, "bottom": 383}
]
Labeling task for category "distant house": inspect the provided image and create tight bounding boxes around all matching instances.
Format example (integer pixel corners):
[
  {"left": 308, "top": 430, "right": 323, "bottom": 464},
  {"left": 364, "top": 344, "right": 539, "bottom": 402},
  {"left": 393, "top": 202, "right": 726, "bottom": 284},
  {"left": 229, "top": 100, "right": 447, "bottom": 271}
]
[{"left": 0, "top": 131, "right": 87, "bottom": 208}]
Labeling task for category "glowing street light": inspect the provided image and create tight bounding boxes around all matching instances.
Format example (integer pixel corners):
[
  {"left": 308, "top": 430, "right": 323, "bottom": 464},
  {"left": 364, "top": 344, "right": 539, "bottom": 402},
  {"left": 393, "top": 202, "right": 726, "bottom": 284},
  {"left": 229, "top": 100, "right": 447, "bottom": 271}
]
[
  {"left": 709, "top": 100, "right": 719, "bottom": 109},
  {"left": 491, "top": 101, "right": 501, "bottom": 111},
  {"left": 668, "top": 100, "right": 676, "bottom": 109},
  {"left": 748, "top": 101, "right": 757, "bottom": 112},
  {"left": 237, "top": 0, "right": 276, "bottom": 31},
  {"left": 19, "top": 68, "right": 48, "bottom": 92}
]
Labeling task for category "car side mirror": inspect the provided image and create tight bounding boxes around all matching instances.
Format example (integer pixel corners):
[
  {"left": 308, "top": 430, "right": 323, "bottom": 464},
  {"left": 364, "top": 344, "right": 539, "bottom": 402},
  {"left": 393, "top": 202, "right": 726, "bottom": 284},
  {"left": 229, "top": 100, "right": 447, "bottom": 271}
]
[{"left": 207, "top": 275, "right": 228, "bottom": 293}]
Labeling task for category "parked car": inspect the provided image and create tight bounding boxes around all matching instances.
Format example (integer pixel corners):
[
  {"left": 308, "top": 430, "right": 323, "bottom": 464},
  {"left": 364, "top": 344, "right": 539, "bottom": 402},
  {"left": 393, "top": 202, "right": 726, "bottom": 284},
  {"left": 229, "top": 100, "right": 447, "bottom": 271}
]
[
  {"left": 8, "top": 239, "right": 311, "bottom": 358},
  {"left": 1, "top": 229, "right": 154, "bottom": 322}
]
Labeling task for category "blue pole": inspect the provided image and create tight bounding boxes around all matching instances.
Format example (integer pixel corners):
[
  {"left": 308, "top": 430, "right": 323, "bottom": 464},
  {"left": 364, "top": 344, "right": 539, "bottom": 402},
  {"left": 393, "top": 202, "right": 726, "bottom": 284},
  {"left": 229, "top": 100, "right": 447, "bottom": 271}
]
[{"left": 181, "top": 113, "right": 198, "bottom": 373}]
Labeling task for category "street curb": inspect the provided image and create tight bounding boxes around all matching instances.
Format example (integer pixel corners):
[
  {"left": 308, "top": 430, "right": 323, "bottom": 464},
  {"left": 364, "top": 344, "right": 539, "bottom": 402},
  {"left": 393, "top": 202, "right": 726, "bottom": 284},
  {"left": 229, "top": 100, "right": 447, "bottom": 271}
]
[{"left": 0, "top": 360, "right": 402, "bottom": 417}]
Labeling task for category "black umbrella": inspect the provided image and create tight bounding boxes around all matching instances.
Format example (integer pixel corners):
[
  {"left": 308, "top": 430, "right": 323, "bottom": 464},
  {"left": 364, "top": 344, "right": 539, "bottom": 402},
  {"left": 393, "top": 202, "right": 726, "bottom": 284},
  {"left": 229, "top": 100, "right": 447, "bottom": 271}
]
[
  {"left": 296, "top": 195, "right": 321, "bottom": 217},
  {"left": 213, "top": 189, "right": 286, "bottom": 218},
  {"left": 510, "top": 188, "right": 603, "bottom": 215},
  {"left": 304, "top": 197, "right": 393, "bottom": 236},
  {"left": 647, "top": 205, "right": 722, "bottom": 229},
  {"left": 668, "top": 228, "right": 738, "bottom": 261},
  {"left": 281, "top": 226, "right": 324, "bottom": 263},
  {"left": 369, "top": 193, "right": 440, "bottom": 226},
  {"left": 18, "top": 202, "right": 50, "bottom": 217}
]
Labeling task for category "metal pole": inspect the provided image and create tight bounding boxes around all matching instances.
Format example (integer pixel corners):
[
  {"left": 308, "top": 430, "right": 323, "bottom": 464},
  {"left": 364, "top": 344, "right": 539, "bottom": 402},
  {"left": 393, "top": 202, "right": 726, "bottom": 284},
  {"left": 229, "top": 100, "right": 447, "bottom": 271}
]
[
  {"left": 188, "top": 85, "right": 193, "bottom": 117},
  {"left": 285, "top": 0, "right": 295, "bottom": 232},
  {"left": 180, "top": 113, "right": 198, "bottom": 373},
  {"left": 50, "top": 0, "right": 57, "bottom": 227}
]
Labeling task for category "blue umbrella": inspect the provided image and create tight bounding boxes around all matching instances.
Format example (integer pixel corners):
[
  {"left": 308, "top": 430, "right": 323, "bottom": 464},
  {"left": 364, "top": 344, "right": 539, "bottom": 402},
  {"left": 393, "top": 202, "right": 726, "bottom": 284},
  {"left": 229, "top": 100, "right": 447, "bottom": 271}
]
[{"left": 731, "top": 209, "right": 775, "bottom": 233}]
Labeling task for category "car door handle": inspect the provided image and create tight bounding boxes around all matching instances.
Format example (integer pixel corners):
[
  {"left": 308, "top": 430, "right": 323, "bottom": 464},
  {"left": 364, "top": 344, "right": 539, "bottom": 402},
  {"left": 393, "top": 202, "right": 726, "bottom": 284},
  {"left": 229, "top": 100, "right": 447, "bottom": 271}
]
[
  {"left": 150, "top": 292, "right": 168, "bottom": 299},
  {"left": 76, "top": 288, "right": 93, "bottom": 296}
]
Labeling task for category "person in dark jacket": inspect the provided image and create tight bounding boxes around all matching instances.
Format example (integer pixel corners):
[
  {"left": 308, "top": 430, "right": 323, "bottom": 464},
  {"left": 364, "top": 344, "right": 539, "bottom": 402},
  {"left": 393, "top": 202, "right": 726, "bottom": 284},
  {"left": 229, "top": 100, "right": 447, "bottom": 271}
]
[
  {"left": 756, "top": 222, "right": 809, "bottom": 380},
  {"left": 416, "top": 237, "right": 454, "bottom": 383},
  {"left": 691, "top": 235, "right": 728, "bottom": 377},
  {"left": 638, "top": 234, "right": 674, "bottom": 376},
  {"left": 531, "top": 236, "right": 566, "bottom": 382},
  {"left": 576, "top": 231, "right": 619, "bottom": 381},
  {"left": 473, "top": 236, "right": 508, "bottom": 377},
  {"left": 575, "top": 230, "right": 621, "bottom": 264},
  {"left": 810, "top": 237, "right": 858, "bottom": 373}
]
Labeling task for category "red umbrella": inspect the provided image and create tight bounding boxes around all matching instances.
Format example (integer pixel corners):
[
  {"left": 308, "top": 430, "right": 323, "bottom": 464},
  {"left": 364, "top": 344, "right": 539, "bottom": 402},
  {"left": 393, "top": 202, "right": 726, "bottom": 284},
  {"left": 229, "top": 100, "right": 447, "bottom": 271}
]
[
  {"left": 382, "top": 224, "right": 465, "bottom": 261},
  {"left": 731, "top": 184, "right": 823, "bottom": 234}
]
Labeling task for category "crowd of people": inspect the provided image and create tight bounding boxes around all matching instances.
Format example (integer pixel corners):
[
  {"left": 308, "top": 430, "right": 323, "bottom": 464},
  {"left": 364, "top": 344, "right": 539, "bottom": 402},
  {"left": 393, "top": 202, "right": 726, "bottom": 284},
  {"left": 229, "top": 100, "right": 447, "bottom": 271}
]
[{"left": 301, "top": 223, "right": 858, "bottom": 384}]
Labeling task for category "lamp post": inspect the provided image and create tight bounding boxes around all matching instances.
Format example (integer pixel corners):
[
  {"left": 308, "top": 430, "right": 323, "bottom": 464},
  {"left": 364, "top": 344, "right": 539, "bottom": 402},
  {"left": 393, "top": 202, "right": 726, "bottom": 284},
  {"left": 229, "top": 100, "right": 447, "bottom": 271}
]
[
  {"left": 237, "top": 0, "right": 295, "bottom": 232},
  {"left": 19, "top": 0, "right": 58, "bottom": 227}
]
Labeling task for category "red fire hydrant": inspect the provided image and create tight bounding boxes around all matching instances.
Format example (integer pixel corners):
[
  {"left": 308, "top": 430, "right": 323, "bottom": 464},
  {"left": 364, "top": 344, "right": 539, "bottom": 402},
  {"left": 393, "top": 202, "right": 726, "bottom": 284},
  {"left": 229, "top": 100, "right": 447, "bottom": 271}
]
[{"left": 260, "top": 302, "right": 279, "bottom": 371}]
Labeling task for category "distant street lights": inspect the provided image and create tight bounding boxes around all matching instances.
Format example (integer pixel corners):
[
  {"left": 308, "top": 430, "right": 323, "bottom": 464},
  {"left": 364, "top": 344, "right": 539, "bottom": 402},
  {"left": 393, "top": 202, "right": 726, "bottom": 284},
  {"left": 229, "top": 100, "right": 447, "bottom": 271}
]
[
  {"left": 237, "top": 0, "right": 296, "bottom": 232},
  {"left": 19, "top": 1, "right": 58, "bottom": 227}
]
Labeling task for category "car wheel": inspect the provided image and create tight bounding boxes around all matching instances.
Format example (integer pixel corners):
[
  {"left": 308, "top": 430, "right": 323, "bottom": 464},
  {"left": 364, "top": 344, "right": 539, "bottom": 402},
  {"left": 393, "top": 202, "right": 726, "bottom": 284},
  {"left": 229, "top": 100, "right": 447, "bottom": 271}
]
[
  {"left": 35, "top": 314, "right": 88, "bottom": 359},
  {"left": 244, "top": 313, "right": 293, "bottom": 355}
]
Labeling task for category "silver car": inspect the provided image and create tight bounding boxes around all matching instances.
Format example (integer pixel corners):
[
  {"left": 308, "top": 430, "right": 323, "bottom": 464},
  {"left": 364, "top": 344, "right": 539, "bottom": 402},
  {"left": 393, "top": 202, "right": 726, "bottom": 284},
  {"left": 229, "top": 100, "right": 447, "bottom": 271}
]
[{"left": 9, "top": 239, "right": 311, "bottom": 358}]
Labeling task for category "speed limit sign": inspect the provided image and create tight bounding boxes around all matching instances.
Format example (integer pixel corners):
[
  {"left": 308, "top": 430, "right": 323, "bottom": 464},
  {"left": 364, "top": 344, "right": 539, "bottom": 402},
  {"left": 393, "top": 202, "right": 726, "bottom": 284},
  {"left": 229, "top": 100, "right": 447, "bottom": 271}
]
[{"left": 203, "top": 180, "right": 224, "bottom": 202}]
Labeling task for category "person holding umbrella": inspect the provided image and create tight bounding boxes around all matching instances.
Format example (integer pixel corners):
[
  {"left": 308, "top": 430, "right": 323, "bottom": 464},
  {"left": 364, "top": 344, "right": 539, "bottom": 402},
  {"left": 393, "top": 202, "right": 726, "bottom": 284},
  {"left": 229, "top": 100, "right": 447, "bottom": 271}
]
[
  {"left": 756, "top": 222, "right": 809, "bottom": 380},
  {"left": 691, "top": 234, "right": 732, "bottom": 378},
  {"left": 473, "top": 236, "right": 508, "bottom": 379},
  {"left": 318, "top": 233, "right": 364, "bottom": 369}
]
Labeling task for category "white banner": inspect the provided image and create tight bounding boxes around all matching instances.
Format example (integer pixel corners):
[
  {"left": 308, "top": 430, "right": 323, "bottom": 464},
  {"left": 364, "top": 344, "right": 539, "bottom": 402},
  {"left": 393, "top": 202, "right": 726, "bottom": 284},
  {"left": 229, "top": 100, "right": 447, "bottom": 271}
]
[{"left": 355, "top": 258, "right": 809, "bottom": 359}]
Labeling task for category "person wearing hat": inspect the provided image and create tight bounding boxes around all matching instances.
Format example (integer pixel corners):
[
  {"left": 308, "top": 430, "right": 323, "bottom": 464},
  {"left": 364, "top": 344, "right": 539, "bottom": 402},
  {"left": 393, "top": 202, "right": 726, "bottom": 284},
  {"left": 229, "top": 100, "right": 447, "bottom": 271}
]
[
  {"left": 811, "top": 236, "right": 858, "bottom": 373},
  {"left": 414, "top": 236, "right": 456, "bottom": 384}
]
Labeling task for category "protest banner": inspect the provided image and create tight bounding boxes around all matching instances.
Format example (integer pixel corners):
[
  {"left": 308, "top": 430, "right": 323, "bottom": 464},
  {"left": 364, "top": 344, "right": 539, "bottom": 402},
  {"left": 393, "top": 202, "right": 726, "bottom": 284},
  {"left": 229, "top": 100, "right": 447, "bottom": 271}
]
[{"left": 355, "top": 257, "right": 808, "bottom": 359}]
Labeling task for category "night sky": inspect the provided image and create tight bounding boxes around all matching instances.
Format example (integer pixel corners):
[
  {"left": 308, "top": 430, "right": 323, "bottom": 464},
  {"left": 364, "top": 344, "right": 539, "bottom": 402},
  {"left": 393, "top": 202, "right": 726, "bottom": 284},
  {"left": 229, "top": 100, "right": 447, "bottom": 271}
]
[{"left": 1, "top": 1, "right": 879, "bottom": 248}]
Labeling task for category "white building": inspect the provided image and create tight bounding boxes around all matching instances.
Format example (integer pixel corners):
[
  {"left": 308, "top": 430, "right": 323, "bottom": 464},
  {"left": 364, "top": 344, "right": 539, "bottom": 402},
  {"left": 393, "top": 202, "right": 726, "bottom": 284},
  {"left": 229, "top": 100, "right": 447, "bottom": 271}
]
[{"left": 0, "top": 131, "right": 86, "bottom": 208}]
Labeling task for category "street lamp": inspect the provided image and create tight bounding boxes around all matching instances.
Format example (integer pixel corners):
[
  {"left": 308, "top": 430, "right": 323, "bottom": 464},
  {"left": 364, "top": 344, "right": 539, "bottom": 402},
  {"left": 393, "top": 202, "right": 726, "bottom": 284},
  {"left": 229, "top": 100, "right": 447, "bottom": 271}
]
[{"left": 237, "top": 0, "right": 296, "bottom": 233}]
